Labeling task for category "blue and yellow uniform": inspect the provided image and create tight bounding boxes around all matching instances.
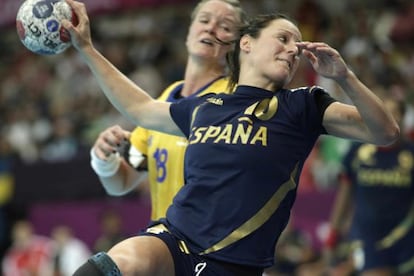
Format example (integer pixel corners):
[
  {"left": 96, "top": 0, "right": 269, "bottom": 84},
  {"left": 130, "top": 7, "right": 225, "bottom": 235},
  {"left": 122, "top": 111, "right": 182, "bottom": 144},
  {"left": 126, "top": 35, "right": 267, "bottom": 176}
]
[
  {"left": 158, "top": 85, "right": 335, "bottom": 270},
  {"left": 342, "top": 142, "right": 414, "bottom": 273},
  {"left": 127, "top": 77, "right": 231, "bottom": 221}
]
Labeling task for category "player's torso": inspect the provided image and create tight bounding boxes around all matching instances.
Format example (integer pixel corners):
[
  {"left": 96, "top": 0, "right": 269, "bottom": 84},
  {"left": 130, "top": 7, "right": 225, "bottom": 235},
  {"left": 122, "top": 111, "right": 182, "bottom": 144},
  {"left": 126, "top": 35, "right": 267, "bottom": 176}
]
[
  {"left": 168, "top": 86, "right": 325, "bottom": 267},
  {"left": 348, "top": 142, "right": 414, "bottom": 227},
  {"left": 145, "top": 131, "right": 187, "bottom": 220},
  {"left": 349, "top": 143, "right": 414, "bottom": 202},
  {"left": 184, "top": 86, "right": 323, "bottom": 195}
]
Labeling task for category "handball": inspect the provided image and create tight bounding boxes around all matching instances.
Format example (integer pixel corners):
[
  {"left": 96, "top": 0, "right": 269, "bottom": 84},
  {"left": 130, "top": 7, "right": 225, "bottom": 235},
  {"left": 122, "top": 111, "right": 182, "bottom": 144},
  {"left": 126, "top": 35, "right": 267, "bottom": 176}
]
[{"left": 16, "top": 0, "right": 78, "bottom": 55}]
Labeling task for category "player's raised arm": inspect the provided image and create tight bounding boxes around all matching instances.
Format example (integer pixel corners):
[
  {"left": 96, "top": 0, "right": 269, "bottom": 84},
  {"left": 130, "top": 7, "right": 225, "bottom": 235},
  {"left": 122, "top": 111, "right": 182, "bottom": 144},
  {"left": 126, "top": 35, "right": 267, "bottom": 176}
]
[
  {"left": 298, "top": 41, "right": 400, "bottom": 146},
  {"left": 62, "top": 0, "right": 181, "bottom": 136}
]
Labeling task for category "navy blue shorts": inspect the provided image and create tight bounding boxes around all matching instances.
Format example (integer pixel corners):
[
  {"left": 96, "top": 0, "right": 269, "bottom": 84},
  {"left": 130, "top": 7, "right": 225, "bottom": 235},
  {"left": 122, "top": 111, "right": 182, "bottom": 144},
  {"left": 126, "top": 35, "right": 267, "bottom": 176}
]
[
  {"left": 140, "top": 224, "right": 263, "bottom": 276},
  {"left": 353, "top": 225, "right": 414, "bottom": 274}
]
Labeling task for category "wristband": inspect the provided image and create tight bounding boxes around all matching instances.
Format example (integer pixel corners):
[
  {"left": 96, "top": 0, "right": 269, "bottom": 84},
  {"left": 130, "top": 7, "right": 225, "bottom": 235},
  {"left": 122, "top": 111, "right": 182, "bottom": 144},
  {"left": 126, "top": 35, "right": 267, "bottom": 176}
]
[{"left": 90, "top": 148, "right": 121, "bottom": 178}]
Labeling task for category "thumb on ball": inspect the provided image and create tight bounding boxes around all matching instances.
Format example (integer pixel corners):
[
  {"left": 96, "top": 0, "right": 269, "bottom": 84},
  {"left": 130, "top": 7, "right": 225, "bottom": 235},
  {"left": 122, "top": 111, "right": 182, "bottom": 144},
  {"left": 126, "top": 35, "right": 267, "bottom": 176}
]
[{"left": 61, "top": 19, "right": 72, "bottom": 30}]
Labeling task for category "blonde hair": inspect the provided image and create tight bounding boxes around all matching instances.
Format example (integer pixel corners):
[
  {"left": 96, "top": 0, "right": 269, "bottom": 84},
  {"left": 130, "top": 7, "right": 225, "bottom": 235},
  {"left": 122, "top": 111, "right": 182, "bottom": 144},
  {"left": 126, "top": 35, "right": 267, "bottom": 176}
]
[{"left": 191, "top": 0, "right": 248, "bottom": 25}]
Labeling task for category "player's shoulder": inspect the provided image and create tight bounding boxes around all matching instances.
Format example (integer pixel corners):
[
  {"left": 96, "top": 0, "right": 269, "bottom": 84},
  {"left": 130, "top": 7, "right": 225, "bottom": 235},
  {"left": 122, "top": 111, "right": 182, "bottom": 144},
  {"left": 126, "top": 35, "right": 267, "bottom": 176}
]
[
  {"left": 198, "top": 77, "right": 232, "bottom": 97},
  {"left": 131, "top": 126, "right": 147, "bottom": 137},
  {"left": 289, "top": 85, "right": 326, "bottom": 95},
  {"left": 277, "top": 86, "right": 317, "bottom": 105},
  {"left": 287, "top": 86, "right": 334, "bottom": 110},
  {"left": 157, "top": 81, "right": 185, "bottom": 101}
]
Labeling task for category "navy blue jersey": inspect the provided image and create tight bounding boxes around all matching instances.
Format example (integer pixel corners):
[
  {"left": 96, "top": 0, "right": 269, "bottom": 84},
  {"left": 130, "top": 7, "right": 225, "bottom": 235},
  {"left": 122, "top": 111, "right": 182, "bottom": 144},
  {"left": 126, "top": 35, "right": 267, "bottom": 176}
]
[
  {"left": 164, "top": 85, "right": 335, "bottom": 268},
  {"left": 343, "top": 142, "right": 414, "bottom": 240}
]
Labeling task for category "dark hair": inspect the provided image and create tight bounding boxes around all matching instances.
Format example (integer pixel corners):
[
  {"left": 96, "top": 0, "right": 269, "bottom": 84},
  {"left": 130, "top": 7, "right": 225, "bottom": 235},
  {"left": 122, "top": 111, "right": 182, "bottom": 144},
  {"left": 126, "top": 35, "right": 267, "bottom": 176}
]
[{"left": 226, "top": 13, "right": 294, "bottom": 91}]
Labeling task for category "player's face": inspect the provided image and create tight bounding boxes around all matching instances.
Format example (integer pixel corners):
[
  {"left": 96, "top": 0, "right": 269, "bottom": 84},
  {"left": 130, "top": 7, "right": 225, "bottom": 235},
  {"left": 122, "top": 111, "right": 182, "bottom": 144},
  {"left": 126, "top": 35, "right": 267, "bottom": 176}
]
[
  {"left": 186, "top": 0, "right": 239, "bottom": 65},
  {"left": 242, "top": 19, "right": 302, "bottom": 88}
]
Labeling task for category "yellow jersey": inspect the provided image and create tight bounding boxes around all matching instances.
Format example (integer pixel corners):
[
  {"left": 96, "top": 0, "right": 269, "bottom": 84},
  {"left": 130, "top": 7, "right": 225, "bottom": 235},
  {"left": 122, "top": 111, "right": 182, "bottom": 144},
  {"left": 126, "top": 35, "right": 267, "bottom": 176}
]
[{"left": 129, "top": 77, "right": 231, "bottom": 220}]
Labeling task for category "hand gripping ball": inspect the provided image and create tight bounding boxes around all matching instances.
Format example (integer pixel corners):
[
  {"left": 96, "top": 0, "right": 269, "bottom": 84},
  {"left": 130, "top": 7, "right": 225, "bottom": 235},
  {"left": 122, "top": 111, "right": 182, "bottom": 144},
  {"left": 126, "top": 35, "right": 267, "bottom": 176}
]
[{"left": 16, "top": 0, "right": 78, "bottom": 55}]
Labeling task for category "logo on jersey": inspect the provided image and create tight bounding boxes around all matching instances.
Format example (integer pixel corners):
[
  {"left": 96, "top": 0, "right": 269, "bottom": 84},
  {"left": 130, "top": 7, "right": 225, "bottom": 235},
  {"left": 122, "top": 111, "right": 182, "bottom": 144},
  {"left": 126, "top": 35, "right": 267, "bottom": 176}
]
[
  {"left": 194, "top": 262, "right": 207, "bottom": 275},
  {"left": 189, "top": 96, "right": 278, "bottom": 146},
  {"left": 355, "top": 145, "right": 412, "bottom": 188},
  {"left": 189, "top": 124, "right": 268, "bottom": 145},
  {"left": 206, "top": 96, "right": 223, "bottom": 105},
  {"left": 146, "top": 225, "right": 167, "bottom": 234}
]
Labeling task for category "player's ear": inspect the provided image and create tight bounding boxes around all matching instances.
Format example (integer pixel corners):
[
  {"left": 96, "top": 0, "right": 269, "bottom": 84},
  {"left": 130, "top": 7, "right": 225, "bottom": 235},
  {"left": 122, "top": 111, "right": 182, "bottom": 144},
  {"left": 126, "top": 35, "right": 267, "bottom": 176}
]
[{"left": 239, "top": 35, "right": 251, "bottom": 53}]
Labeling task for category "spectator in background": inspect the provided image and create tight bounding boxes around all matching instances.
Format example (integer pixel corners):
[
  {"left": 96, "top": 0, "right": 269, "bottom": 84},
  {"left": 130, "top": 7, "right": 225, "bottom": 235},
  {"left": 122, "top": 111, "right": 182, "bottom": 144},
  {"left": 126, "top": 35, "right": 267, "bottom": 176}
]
[
  {"left": 51, "top": 225, "right": 91, "bottom": 276},
  {"left": 40, "top": 116, "right": 80, "bottom": 162},
  {"left": 0, "top": 134, "right": 15, "bottom": 258},
  {"left": 388, "top": 0, "right": 414, "bottom": 45},
  {"left": 326, "top": 97, "right": 414, "bottom": 276},
  {"left": 93, "top": 209, "right": 125, "bottom": 253},
  {"left": 2, "top": 220, "right": 54, "bottom": 276}
]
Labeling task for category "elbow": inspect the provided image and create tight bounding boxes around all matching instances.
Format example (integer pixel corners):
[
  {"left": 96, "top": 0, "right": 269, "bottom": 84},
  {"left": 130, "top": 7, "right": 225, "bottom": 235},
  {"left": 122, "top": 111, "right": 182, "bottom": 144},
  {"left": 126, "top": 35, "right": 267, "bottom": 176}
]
[{"left": 377, "top": 124, "right": 400, "bottom": 146}]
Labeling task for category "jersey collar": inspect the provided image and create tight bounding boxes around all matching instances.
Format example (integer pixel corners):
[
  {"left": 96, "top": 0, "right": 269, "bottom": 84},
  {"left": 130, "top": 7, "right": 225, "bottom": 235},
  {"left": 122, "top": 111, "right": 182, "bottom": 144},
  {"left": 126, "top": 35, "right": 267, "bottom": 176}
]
[{"left": 166, "top": 76, "right": 226, "bottom": 102}]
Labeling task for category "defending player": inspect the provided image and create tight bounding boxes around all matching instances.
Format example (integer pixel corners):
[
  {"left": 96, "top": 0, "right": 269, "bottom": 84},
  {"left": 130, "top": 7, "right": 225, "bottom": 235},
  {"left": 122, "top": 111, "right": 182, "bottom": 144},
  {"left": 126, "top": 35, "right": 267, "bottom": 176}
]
[{"left": 90, "top": 0, "right": 247, "bottom": 221}]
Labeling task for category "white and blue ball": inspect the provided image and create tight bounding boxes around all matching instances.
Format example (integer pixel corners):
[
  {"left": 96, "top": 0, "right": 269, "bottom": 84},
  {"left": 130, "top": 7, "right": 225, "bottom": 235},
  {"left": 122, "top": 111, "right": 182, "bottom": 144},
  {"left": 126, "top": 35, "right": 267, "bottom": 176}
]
[{"left": 16, "top": 0, "right": 77, "bottom": 55}]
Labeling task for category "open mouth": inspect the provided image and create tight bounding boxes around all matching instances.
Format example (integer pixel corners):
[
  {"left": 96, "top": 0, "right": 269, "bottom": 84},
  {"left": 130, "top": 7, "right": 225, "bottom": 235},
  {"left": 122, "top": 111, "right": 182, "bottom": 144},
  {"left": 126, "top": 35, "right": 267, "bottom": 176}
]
[
  {"left": 200, "top": 39, "right": 215, "bottom": 46},
  {"left": 200, "top": 37, "right": 233, "bottom": 46}
]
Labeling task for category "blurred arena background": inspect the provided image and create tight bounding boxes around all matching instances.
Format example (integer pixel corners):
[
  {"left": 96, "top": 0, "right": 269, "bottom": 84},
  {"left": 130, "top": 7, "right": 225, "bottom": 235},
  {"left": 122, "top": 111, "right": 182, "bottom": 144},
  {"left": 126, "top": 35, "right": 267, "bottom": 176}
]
[{"left": 0, "top": 0, "right": 413, "bottom": 274}]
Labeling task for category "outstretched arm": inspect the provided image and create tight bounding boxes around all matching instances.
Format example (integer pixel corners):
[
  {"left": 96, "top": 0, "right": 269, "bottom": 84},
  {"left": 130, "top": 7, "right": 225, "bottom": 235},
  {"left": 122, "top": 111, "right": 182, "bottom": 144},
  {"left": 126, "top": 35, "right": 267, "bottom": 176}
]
[
  {"left": 298, "top": 41, "right": 399, "bottom": 146},
  {"left": 63, "top": 0, "right": 182, "bottom": 136}
]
